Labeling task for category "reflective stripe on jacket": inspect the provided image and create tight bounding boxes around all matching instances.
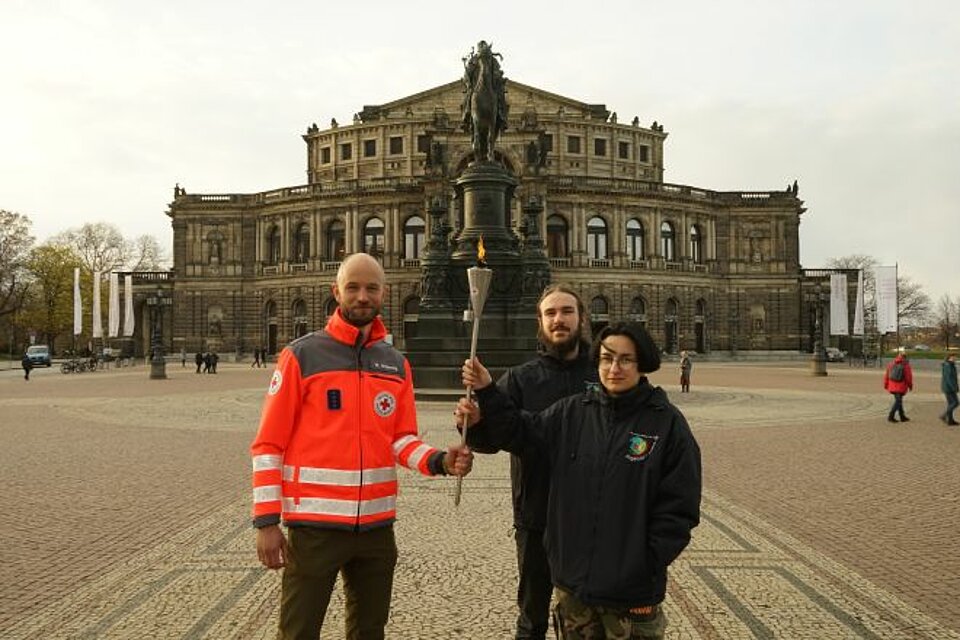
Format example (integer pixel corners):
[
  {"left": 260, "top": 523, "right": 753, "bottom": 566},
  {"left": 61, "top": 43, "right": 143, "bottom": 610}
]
[{"left": 251, "top": 309, "right": 443, "bottom": 530}]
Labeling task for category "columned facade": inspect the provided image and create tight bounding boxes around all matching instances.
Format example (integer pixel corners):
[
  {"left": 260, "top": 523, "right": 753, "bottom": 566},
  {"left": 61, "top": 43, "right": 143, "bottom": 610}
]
[{"left": 166, "top": 79, "right": 809, "bottom": 357}]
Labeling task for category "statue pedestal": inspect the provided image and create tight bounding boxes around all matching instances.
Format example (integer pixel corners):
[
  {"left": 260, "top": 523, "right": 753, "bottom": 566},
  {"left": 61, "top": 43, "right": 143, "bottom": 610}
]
[{"left": 406, "top": 161, "right": 549, "bottom": 389}]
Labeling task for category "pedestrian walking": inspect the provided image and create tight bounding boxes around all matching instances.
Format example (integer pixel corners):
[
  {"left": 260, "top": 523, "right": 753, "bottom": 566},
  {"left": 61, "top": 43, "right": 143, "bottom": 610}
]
[
  {"left": 459, "top": 321, "right": 701, "bottom": 640},
  {"left": 181, "top": 347, "right": 187, "bottom": 368},
  {"left": 21, "top": 352, "right": 33, "bottom": 381},
  {"left": 251, "top": 346, "right": 261, "bottom": 368},
  {"left": 464, "top": 283, "right": 598, "bottom": 640},
  {"left": 210, "top": 351, "right": 219, "bottom": 374},
  {"left": 679, "top": 350, "right": 692, "bottom": 393},
  {"left": 195, "top": 351, "right": 203, "bottom": 374},
  {"left": 940, "top": 353, "right": 959, "bottom": 426},
  {"left": 203, "top": 352, "right": 212, "bottom": 373},
  {"left": 883, "top": 348, "right": 914, "bottom": 423},
  {"left": 251, "top": 252, "right": 474, "bottom": 640}
]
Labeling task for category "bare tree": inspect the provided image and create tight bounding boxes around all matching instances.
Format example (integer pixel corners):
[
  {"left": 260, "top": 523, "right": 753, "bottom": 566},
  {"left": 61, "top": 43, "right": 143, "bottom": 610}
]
[
  {"left": 0, "top": 210, "right": 35, "bottom": 319},
  {"left": 52, "top": 223, "right": 169, "bottom": 273},
  {"left": 898, "top": 276, "right": 931, "bottom": 327},
  {"left": 51, "top": 222, "right": 130, "bottom": 274},
  {"left": 827, "top": 255, "right": 930, "bottom": 328},
  {"left": 128, "top": 234, "right": 169, "bottom": 271},
  {"left": 935, "top": 295, "right": 960, "bottom": 350}
]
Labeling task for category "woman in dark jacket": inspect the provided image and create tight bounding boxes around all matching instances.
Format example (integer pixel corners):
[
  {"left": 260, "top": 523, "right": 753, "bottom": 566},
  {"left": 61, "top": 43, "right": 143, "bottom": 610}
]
[{"left": 459, "top": 322, "right": 701, "bottom": 639}]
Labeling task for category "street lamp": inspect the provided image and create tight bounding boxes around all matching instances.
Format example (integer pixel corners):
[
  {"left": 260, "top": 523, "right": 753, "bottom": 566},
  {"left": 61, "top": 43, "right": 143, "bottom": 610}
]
[{"left": 146, "top": 287, "right": 173, "bottom": 380}]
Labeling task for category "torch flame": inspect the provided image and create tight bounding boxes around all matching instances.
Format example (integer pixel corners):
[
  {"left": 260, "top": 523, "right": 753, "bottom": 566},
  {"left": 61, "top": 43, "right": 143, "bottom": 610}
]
[{"left": 477, "top": 236, "right": 486, "bottom": 264}]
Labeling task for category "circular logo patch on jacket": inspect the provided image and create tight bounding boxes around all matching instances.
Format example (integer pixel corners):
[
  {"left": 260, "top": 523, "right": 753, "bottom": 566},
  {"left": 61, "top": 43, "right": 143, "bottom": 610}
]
[
  {"left": 268, "top": 370, "right": 282, "bottom": 395},
  {"left": 625, "top": 432, "right": 658, "bottom": 462},
  {"left": 374, "top": 391, "right": 396, "bottom": 417}
]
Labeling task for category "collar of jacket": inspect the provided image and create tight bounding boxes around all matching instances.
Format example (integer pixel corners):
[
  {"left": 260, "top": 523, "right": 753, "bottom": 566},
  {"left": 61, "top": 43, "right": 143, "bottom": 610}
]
[
  {"left": 324, "top": 308, "right": 388, "bottom": 348},
  {"left": 590, "top": 378, "right": 664, "bottom": 413}
]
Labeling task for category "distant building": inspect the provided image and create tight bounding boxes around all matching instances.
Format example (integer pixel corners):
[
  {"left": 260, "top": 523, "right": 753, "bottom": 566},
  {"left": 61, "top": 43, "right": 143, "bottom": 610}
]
[{"left": 166, "top": 79, "right": 814, "bottom": 357}]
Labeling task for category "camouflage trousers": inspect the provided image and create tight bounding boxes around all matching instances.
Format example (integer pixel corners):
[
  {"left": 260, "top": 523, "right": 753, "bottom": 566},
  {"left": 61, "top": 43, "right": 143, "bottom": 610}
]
[{"left": 553, "top": 588, "right": 667, "bottom": 639}]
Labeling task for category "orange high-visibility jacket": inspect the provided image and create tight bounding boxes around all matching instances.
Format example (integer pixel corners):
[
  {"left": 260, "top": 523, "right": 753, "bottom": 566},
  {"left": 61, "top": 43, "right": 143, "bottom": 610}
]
[{"left": 251, "top": 309, "right": 445, "bottom": 530}]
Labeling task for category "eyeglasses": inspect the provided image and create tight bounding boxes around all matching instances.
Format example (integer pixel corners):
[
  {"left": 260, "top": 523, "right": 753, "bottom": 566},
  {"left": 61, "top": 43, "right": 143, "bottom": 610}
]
[{"left": 598, "top": 354, "right": 638, "bottom": 370}]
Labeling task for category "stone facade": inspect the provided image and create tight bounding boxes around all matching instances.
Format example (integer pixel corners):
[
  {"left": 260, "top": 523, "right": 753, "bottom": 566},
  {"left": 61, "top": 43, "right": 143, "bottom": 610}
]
[{"left": 166, "top": 79, "right": 809, "bottom": 357}]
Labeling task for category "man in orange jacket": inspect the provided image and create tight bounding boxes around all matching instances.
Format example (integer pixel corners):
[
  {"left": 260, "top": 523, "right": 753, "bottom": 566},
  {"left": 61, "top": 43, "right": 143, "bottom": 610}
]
[{"left": 251, "top": 252, "right": 473, "bottom": 639}]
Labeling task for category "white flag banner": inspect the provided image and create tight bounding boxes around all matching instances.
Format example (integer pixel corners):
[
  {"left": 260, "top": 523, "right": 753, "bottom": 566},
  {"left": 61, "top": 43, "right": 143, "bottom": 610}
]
[
  {"left": 92, "top": 271, "right": 103, "bottom": 339},
  {"left": 874, "top": 265, "right": 898, "bottom": 334},
  {"left": 829, "top": 274, "right": 849, "bottom": 335},
  {"left": 108, "top": 272, "right": 120, "bottom": 337},
  {"left": 852, "top": 271, "right": 865, "bottom": 336},
  {"left": 73, "top": 268, "right": 82, "bottom": 336},
  {"left": 123, "top": 275, "right": 135, "bottom": 337}
]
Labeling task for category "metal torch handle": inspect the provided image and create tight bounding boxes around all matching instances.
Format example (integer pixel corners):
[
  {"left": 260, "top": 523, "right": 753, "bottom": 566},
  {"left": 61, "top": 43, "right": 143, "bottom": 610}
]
[{"left": 454, "top": 311, "right": 482, "bottom": 507}]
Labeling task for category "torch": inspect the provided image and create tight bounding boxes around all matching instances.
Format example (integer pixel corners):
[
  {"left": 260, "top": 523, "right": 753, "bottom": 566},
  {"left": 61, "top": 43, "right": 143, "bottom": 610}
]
[{"left": 455, "top": 236, "right": 492, "bottom": 506}]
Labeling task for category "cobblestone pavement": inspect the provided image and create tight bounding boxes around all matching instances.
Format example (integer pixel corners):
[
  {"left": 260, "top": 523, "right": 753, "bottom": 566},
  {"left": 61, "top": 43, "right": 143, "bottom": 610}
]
[{"left": 0, "top": 361, "right": 957, "bottom": 638}]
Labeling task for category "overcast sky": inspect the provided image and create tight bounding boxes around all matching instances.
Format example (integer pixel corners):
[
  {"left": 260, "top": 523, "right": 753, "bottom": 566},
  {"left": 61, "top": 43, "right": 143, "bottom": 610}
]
[{"left": 2, "top": 0, "right": 958, "bottom": 302}]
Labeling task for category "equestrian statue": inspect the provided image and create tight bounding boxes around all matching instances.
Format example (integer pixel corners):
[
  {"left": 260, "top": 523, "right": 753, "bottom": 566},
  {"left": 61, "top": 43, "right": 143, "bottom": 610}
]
[{"left": 461, "top": 40, "right": 508, "bottom": 163}]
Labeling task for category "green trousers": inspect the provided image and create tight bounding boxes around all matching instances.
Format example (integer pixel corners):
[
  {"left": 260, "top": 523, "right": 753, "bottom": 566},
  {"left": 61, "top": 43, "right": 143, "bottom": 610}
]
[
  {"left": 554, "top": 588, "right": 667, "bottom": 639},
  {"left": 279, "top": 525, "right": 398, "bottom": 640}
]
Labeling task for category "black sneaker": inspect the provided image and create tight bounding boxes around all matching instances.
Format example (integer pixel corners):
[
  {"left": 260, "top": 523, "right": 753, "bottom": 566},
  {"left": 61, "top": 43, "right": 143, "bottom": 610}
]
[
  {"left": 888, "top": 417, "right": 898, "bottom": 423},
  {"left": 900, "top": 416, "right": 911, "bottom": 422}
]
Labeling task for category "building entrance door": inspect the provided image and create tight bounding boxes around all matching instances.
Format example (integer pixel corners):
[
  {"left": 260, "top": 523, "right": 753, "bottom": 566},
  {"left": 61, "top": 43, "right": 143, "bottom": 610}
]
[{"left": 268, "top": 324, "right": 278, "bottom": 355}]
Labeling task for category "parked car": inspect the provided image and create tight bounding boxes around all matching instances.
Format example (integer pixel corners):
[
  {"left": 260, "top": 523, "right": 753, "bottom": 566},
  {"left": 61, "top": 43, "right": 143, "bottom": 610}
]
[
  {"left": 825, "top": 347, "right": 846, "bottom": 362},
  {"left": 913, "top": 344, "right": 931, "bottom": 352},
  {"left": 25, "top": 344, "right": 52, "bottom": 367}
]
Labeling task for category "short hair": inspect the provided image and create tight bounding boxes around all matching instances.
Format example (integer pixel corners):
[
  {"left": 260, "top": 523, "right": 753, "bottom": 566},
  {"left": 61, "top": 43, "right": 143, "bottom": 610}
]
[
  {"left": 536, "top": 283, "right": 586, "bottom": 322},
  {"left": 590, "top": 321, "right": 661, "bottom": 373}
]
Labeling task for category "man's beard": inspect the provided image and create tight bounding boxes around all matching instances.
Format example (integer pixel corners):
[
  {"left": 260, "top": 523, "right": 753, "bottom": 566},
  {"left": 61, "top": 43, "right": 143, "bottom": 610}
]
[
  {"left": 341, "top": 304, "right": 379, "bottom": 328},
  {"left": 538, "top": 324, "right": 582, "bottom": 359}
]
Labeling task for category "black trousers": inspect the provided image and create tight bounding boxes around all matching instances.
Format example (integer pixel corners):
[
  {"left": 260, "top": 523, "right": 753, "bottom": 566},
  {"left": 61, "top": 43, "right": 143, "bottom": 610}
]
[{"left": 515, "top": 527, "right": 553, "bottom": 640}]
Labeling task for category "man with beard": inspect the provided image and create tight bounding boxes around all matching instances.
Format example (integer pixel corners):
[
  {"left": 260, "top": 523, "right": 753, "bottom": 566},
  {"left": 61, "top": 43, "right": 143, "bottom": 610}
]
[
  {"left": 251, "top": 252, "right": 474, "bottom": 639},
  {"left": 464, "top": 284, "right": 598, "bottom": 640}
]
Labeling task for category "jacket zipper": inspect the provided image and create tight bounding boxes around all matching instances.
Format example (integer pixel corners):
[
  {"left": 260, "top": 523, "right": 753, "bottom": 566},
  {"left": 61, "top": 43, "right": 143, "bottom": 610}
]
[{"left": 355, "top": 342, "right": 364, "bottom": 530}]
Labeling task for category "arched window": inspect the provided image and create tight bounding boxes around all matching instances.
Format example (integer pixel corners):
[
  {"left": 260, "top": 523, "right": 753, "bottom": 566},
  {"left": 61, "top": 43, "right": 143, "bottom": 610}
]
[
  {"left": 293, "top": 223, "right": 310, "bottom": 263},
  {"left": 660, "top": 221, "right": 675, "bottom": 261},
  {"left": 666, "top": 298, "right": 679, "bottom": 318},
  {"left": 403, "top": 215, "right": 425, "bottom": 260},
  {"left": 207, "top": 231, "right": 224, "bottom": 265},
  {"left": 696, "top": 299, "right": 707, "bottom": 317},
  {"left": 363, "top": 217, "right": 385, "bottom": 257},
  {"left": 326, "top": 220, "right": 345, "bottom": 261},
  {"left": 690, "top": 224, "right": 703, "bottom": 263},
  {"left": 586, "top": 216, "right": 607, "bottom": 260},
  {"left": 546, "top": 214, "right": 568, "bottom": 258},
  {"left": 626, "top": 219, "right": 644, "bottom": 261},
  {"left": 629, "top": 296, "right": 648, "bottom": 329},
  {"left": 590, "top": 295, "right": 610, "bottom": 335},
  {"left": 268, "top": 225, "right": 281, "bottom": 265},
  {"left": 292, "top": 299, "right": 308, "bottom": 338},
  {"left": 324, "top": 297, "right": 338, "bottom": 318},
  {"left": 403, "top": 296, "right": 420, "bottom": 339}
]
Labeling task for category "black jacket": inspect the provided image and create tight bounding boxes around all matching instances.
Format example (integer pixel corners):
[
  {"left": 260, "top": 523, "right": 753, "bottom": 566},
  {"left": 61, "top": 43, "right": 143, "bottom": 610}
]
[
  {"left": 467, "top": 346, "right": 598, "bottom": 530},
  {"left": 473, "top": 379, "right": 701, "bottom": 608}
]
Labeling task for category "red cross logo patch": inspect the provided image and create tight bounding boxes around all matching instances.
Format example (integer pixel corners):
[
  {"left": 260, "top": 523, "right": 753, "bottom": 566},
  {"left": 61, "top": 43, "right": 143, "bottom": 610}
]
[{"left": 374, "top": 391, "right": 396, "bottom": 417}]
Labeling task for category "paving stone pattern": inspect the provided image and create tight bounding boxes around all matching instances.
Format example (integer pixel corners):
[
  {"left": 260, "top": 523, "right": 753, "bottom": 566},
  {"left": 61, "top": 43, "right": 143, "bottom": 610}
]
[{"left": 0, "top": 362, "right": 957, "bottom": 638}]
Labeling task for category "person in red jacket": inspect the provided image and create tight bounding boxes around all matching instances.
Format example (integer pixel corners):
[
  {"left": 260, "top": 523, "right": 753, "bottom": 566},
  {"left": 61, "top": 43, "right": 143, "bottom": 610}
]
[
  {"left": 883, "top": 348, "right": 914, "bottom": 423},
  {"left": 251, "top": 252, "right": 473, "bottom": 640}
]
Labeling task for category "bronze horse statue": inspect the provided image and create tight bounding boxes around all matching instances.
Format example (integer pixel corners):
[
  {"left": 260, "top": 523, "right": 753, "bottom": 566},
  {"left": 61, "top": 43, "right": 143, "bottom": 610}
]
[{"left": 463, "top": 41, "right": 507, "bottom": 163}]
